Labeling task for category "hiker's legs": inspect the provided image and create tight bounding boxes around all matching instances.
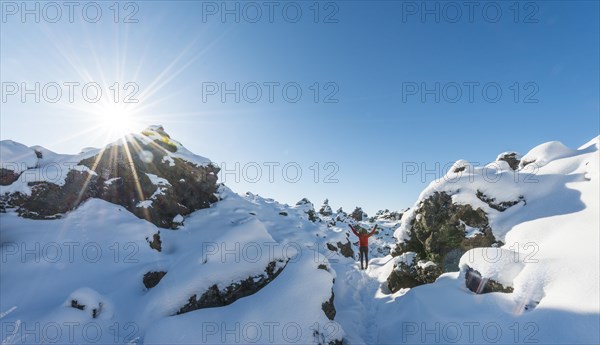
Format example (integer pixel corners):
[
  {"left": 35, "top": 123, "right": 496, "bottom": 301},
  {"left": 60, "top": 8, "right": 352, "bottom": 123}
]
[
  {"left": 359, "top": 246, "right": 368, "bottom": 270},
  {"left": 358, "top": 250, "right": 364, "bottom": 269}
]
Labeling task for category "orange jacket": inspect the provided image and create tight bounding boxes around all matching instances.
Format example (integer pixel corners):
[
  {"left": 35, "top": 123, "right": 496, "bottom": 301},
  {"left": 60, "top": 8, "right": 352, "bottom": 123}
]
[{"left": 350, "top": 225, "right": 377, "bottom": 247}]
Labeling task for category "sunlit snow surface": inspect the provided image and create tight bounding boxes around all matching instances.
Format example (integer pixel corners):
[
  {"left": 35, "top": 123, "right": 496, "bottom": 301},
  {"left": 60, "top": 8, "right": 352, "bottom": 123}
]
[{"left": 1, "top": 135, "right": 598, "bottom": 344}]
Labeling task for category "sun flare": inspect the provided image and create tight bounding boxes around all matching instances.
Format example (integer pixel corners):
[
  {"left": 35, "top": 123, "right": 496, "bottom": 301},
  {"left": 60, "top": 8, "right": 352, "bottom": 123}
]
[{"left": 98, "top": 104, "right": 139, "bottom": 137}]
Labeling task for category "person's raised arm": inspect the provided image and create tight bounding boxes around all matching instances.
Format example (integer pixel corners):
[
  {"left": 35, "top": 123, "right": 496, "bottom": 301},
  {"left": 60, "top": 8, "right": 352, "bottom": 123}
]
[
  {"left": 349, "top": 225, "right": 359, "bottom": 237},
  {"left": 367, "top": 224, "right": 378, "bottom": 237}
]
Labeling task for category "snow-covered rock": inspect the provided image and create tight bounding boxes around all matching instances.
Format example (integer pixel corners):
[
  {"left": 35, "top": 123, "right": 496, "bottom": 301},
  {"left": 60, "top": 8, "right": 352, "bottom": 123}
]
[
  {"left": 376, "top": 136, "right": 599, "bottom": 344},
  {"left": 0, "top": 127, "right": 219, "bottom": 227}
]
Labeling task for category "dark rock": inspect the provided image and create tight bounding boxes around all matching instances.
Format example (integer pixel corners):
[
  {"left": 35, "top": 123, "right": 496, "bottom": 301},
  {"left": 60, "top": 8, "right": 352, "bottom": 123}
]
[
  {"left": 476, "top": 190, "right": 524, "bottom": 212},
  {"left": 326, "top": 240, "right": 354, "bottom": 258},
  {"left": 453, "top": 166, "right": 466, "bottom": 173},
  {"left": 296, "top": 198, "right": 312, "bottom": 206},
  {"left": 350, "top": 207, "right": 367, "bottom": 221},
  {"left": 319, "top": 199, "right": 333, "bottom": 216},
  {"left": 34, "top": 150, "right": 43, "bottom": 159},
  {"left": 0, "top": 168, "right": 20, "bottom": 186},
  {"left": 143, "top": 271, "right": 166, "bottom": 289},
  {"left": 279, "top": 211, "right": 288, "bottom": 216},
  {"left": 387, "top": 260, "right": 442, "bottom": 293},
  {"left": 376, "top": 209, "right": 403, "bottom": 221},
  {"left": 15, "top": 170, "right": 97, "bottom": 219},
  {"left": 389, "top": 192, "right": 502, "bottom": 290},
  {"left": 71, "top": 300, "right": 85, "bottom": 310},
  {"left": 464, "top": 267, "right": 513, "bottom": 294},
  {"left": 92, "top": 303, "right": 102, "bottom": 318},
  {"left": 336, "top": 240, "right": 354, "bottom": 258},
  {"left": 2, "top": 130, "right": 220, "bottom": 228},
  {"left": 147, "top": 232, "right": 162, "bottom": 252},
  {"left": 322, "top": 289, "right": 336, "bottom": 320},
  {"left": 307, "top": 209, "right": 319, "bottom": 222},
  {"left": 176, "top": 260, "right": 287, "bottom": 315},
  {"left": 498, "top": 152, "right": 520, "bottom": 170},
  {"left": 296, "top": 198, "right": 319, "bottom": 222}
]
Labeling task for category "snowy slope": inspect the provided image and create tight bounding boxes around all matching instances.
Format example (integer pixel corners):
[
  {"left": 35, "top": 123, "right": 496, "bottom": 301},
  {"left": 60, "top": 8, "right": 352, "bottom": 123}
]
[
  {"left": 373, "top": 136, "right": 600, "bottom": 344},
  {"left": 1, "top": 133, "right": 597, "bottom": 345},
  {"left": 0, "top": 141, "right": 97, "bottom": 195},
  {"left": 0, "top": 187, "right": 346, "bottom": 344}
]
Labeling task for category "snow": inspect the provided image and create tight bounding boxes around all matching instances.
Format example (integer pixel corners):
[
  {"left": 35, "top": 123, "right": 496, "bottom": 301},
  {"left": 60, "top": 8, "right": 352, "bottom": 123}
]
[
  {"left": 104, "top": 177, "right": 121, "bottom": 186},
  {"left": 135, "top": 173, "right": 172, "bottom": 208},
  {"left": 496, "top": 151, "right": 522, "bottom": 161},
  {"left": 64, "top": 287, "right": 109, "bottom": 318},
  {"left": 417, "top": 260, "right": 437, "bottom": 270},
  {"left": 0, "top": 188, "right": 348, "bottom": 344},
  {"left": 138, "top": 125, "right": 212, "bottom": 168},
  {"left": 519, "top": 140, "right": 577, "bottom": 169},
  {"left": 1, "top": 134, "right": 598, "bottom": 344},
  {"left": 173, "top": 214, "right": 184, "bottom": 223},
  {"left": 136, "top": 200, "right": 153, "bottom": 208},
  {"left": 161, "top": 155, "right": 175, "bottom": 167},
  {"left": 0, "top": 143, "right": 97, "bottom": 195},
  {"left": 459, "top": 248, "right": 524, "bottom": 287},
  {"left": 383, "top": 137, "right": 600, "bottom": 344},
  {"left": 145, "top": 173, "right": 171, "bottom": 186},
  {"left": 461, "top": 220, "right": 484, "bottom": 238},
  {"left": 0, "top": 140, "right": 38, "bottom": 174}
]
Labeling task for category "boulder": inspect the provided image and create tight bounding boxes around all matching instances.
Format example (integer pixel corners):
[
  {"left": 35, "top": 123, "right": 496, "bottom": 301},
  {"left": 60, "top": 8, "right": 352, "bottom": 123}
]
[
  {"left": 2, "top": 129, "right": 220, "bottom": 228},
  {"left": 350, "top": 207, "right": 367, "bottom": 221},
  {"left": 143, "top": 271, "right": 167, "bottom": 289},
  {"left": 387, "top": 255, "right": 442, "bottom": 293},
  {"left": 476, "top": 190, "right": 524, "bottom": 212},
  {"left": 496, "top": 152, "right": 521, "bottom": 170},
  {"left": 176, "top": 260, "right": 287, "bottom": 315},
  {"left": 464, "top": 267, "right": 514, "bottom": 294},
  {"left": 389, "top": 192, "right": 502, "bottom": 290},
  {"left": 0, "top": 168, "right": 20, "bottom": 186},
  {"left": 321, "top": 288, "right": 336, "bottom": 320}
]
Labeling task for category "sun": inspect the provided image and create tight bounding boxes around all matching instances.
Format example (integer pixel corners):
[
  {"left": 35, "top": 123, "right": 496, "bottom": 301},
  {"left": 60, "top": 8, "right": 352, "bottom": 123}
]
[{"left": 99, "top": 104, "right": 139, "bottom": 136}]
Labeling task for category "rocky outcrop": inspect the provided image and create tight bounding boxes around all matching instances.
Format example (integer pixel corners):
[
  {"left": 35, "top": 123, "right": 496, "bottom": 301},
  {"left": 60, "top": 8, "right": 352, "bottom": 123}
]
[
  {"left": 0, "top": 168, "right": 20, "bottom": 186},
  {"left": 321, "top": 289, "right": 336, "bottom": 320},
  {"left": 70, "top": 299, "right": 85, "bottom": 310},
  {"left": 147, "top": 232, "right": 162, "bottom": 252},
  {"left": 326, "top": 239, "right": 354, "bottom": 258},
  {"left": 14, "top": 170, "right": 98, "bottom": 219},
  {"left": 389, "top": 192, "right": 502, "bottom": 291},
  {"left": 464, "top": 267, "right": 514, "bottom": 294},
  {"left": 70, "top": 299, "right": 104, "bottom": 318},
  {"left": 176, "top": 260, "right": 287, "bottom": 315},
  {"left": 373, "top": 209, "right": 403, "bottom": 221},
  {"left": 319, "top": 199, "right": 333, "bottom": 216},
  {"left": 2, "top": 128, "right": 220, "bottom": 228},
  {"left": 350, "top": 207, "right": 367, "bottom": 221},
  {"left": 296, "top": 198, "right": 319, "bottom": 222},
  {"left": 143, "top": 271, "right": 167, "bottom": 289},
  {"left": 476, "top": 190, "right": 524, "bottom": 212},
  {"left": 497, "top": 152, "right": 520, "bottom": 170},
  {"left": 387, "top": 259, "right": 442, "bottom": 293}
]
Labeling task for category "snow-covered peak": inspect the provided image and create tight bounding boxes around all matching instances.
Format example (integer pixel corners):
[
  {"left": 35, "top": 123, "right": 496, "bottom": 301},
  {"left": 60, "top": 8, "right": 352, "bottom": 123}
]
[
  {"left": 136, "top": 125, "right": 212, "bottom": 167},
  {"left": 0, "top": 140, "right": 39, "bottom": 173},
  {"left": 578, "top": 135, "right": 600, "bottom": 150},
  {"left": 519, "top": 140, "right": 577, "bottom": 169},
  {"left": 0, "top": 126, "right": 220, "bottom": 227}
]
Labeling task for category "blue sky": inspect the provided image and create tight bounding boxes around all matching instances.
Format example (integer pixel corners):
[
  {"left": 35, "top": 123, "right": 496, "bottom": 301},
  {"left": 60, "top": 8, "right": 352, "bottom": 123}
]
[{"left": 1, "top": 1, "right": 599, "bottom": 214}]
